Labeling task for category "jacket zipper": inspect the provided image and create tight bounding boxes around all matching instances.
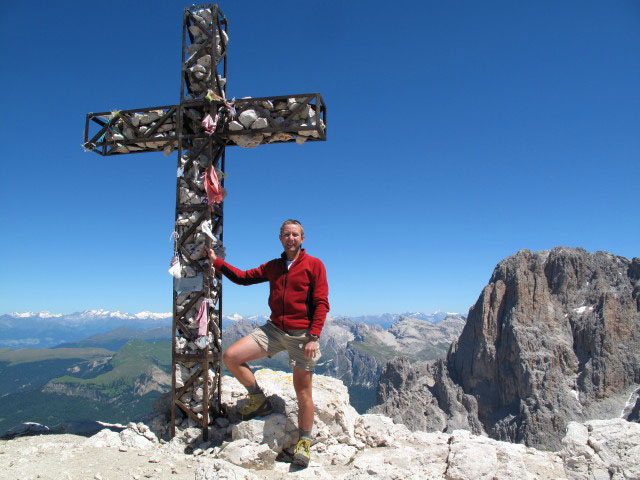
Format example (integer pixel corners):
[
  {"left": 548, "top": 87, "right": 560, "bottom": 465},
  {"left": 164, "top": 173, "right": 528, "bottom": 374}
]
[{"left": 282, "top": 260, "right": 289, "bottom": 330}]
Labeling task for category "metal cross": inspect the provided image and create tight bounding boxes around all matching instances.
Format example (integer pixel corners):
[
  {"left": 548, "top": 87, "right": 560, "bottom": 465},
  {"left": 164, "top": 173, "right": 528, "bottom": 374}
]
[{"left": 83, "top": 3, "right": 327, "bottom": 440}]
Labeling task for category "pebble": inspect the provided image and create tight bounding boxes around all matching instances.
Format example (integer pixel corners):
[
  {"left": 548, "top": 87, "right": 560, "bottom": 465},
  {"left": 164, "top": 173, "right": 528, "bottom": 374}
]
[{"left": 119, "top": 447, "right": 128, "bottom": 452}]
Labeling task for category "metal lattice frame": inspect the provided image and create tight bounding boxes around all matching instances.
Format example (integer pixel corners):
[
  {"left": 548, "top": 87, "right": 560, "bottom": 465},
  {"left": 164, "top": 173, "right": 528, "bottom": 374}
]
[{"left": 83, "top": 3, "right": 326, "bottom": 441}]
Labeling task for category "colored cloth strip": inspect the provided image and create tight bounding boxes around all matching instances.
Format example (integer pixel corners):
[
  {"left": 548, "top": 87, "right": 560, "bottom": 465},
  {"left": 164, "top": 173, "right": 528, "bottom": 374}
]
[{"left": 203, "top": 166, "right": 224, "bottom": 205}]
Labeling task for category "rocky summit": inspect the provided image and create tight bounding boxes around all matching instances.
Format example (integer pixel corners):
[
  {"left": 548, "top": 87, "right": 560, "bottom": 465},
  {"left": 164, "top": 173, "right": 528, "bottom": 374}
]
[
  {"left": 1, "top": 369, "right": 639, "bottom": 479},
  {"left": 373, "top": 247, "right": 640, "bottom": 450}
]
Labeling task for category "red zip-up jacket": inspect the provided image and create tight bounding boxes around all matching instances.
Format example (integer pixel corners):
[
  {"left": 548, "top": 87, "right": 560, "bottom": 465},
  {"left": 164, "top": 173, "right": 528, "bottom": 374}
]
[{"left": 213, "top": 249, "right": 329, "bottom": 337}]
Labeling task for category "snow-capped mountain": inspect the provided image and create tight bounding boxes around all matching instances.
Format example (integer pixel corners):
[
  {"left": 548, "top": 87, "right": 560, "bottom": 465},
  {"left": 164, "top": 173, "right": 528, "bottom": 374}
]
[
  {"left": 10, "top": 311, "right": 63, "bottom": 319},
  {"left": 1, "top": 310, "right": 172, "bottom": 349},
  {"left": 10, "top": 310, "right": 171, "bottom": 322},
  {"left": 221, "top": 313, "right": 270, "bottom": 328},
  {"left": 344, "top": 311, "right": 463, "bottom": 329}
]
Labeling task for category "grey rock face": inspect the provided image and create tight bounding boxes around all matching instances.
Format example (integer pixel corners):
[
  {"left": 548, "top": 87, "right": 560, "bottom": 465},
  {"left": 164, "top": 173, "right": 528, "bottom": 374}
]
[
  {"left": 375, "top": 247, "right": 640, "bottom": 450},
  {"left": 372, "top": 357, "right": 484, "bottom": 435}
]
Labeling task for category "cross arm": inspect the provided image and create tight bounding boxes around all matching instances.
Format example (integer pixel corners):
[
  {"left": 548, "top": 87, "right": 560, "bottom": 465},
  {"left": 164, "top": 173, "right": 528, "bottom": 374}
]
[
  {"left": 178, "top": 92, "right": 327, "bottom": 148},
  {"left": 84, "top": 92, "right": 327, "bottom": 156},
  {"left": 218, "top": 92, "right": 327, "bottom": 148},
  {"left": 84, "top": 105, "right": 178, "bottom": 156}
]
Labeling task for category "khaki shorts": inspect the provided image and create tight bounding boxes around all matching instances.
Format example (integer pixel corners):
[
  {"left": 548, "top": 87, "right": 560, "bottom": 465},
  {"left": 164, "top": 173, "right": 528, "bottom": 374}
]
[{"left": 250, "top": 321, "right": 321, "bottom": 372}]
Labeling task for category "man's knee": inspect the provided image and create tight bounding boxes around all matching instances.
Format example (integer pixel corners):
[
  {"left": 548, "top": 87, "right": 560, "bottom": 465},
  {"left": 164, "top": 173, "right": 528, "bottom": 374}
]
[
  {"left": 222, "top": 348, "right": 234, "bottom": 368},
  {"left": 223, "top": 335, "right": 266, "bottom": 369},
  {"left": 223, "top": 343, "right": 245, "bottom": 368}
]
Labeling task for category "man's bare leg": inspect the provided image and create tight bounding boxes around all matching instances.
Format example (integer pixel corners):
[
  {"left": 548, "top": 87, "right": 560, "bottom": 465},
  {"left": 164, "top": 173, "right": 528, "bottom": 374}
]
[
  {"left": 293, "top": 367, "right": 314, "bottom": 431},
  {"left": 223, "top": 335, "right": 268, "bottom": 387}
]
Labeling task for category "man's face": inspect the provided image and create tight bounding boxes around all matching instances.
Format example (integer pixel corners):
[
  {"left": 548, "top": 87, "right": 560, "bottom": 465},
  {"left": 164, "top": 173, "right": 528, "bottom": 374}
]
[{"left": 280, "top": 223, "right": 304, "bottom": 256}]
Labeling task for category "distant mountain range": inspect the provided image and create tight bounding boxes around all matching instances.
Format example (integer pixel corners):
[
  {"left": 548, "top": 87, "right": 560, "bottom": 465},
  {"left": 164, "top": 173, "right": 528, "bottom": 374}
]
[
  {"left": 345, "top": 311, "right": 461, "bottom": 329},
  {"left": 0, "top": 309, "right": 466, "bottom": 434},
  {"left": 0, "top": 310, "right": 461, "bottom": 350},
  {"left": 0, "top": 310, "right": 172, "bottom": 349}
]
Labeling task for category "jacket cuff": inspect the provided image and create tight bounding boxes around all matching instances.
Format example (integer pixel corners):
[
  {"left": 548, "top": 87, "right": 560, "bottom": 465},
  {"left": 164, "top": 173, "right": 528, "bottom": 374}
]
[
  {"left": 309, "top": 325, "right": 322, "bottom": 337},
  {"left": 213, "top": 258, "right": 225, "bottom": 270}
]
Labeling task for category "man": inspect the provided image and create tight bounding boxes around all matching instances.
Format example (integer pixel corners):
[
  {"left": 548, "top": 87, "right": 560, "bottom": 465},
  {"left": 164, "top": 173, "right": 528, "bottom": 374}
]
[{"left": 206, "top": 219, "right": 329, "bottom": 468}]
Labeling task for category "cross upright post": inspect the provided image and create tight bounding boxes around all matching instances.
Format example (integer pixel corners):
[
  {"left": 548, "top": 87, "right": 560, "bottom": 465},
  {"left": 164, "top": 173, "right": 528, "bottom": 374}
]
[{"left": 83, "top": 3, "right": 327, "bottom": 440}]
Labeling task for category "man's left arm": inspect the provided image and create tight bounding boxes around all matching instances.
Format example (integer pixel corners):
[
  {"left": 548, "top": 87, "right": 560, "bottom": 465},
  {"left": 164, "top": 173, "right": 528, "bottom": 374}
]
[{"left": 309, "top": 259, "right": 330, "bottom": 338}]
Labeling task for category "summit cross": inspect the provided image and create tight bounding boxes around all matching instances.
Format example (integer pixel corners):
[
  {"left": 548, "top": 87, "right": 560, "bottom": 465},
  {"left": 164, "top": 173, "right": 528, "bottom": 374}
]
[{"left": 83, "top": 3, "right": 327, "bottom": 440}]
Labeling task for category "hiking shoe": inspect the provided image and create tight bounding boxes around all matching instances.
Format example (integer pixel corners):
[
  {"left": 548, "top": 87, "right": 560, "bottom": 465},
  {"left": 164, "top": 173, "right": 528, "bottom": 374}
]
[
  {"left": 237, "top": 394, "right": 273, "bottom": 421},
  {"left": 292, "top": 438, "right": 311, "bottom": 468}
]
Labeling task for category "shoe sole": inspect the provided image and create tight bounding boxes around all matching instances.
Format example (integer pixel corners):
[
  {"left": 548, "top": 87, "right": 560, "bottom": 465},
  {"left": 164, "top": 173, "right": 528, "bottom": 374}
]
[{"left": 292, "top": 453, "right": 309, "bottom": 468}]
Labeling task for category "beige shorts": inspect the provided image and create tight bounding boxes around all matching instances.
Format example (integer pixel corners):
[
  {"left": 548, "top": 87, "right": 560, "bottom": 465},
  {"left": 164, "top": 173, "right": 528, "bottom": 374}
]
[{"left": 250, "top": 321, "right": 321, "bottom": 372}]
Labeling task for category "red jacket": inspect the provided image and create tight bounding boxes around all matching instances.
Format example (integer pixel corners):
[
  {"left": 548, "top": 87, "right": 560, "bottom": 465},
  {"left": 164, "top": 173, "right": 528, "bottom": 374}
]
[{"left": 213, "top": 249, "right": 329, "bottom": 337}]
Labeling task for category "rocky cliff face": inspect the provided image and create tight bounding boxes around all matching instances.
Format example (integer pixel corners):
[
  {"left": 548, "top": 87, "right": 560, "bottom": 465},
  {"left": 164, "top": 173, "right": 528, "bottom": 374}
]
[{"left": 374, "top": 247, "right": 640, "bottom": 450}]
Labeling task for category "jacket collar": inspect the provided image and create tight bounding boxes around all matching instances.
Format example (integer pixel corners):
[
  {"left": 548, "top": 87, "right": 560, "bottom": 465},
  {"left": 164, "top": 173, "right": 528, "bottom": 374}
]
[{"left": 281, "top": 248, "right": 306, "bottom": 265}]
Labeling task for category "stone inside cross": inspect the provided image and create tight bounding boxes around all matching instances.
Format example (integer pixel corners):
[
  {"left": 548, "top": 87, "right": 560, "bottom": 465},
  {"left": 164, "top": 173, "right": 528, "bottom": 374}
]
[{"left": 83, "top": 3, "right": 326, "bottom": 440}]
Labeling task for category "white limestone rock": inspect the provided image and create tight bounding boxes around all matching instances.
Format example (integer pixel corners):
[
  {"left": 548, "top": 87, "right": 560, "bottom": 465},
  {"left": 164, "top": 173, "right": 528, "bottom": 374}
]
[
  {"left": 250, "top": 117, "right": 268, "bottom": 130},
  {"left": 84, "top": 428, "right": 122, "bottom": 448},
  {"left": 197, "top": 55, "right": 211, "bottom": 68},
  {"left": 446, "top": 429, "right": 565, "bottom": 480},
  {"left": 354, "top": 414, "right": 409, "bottom": 447},
  {"left": 196, "top": 459, "right": 260, "bottom": 480},
  {"left": 119, "top": 423, "right": 158, "bottom": 449},
  {"left": 137, "top": 111, "right": 161, "bottom": 125},
  {"left": 231, "top": 414, "right": 288, "bottom": 451},
  {"left": 266, "top": 132, "right": 294, "bottom": 144},
  {"left": 174, "top": 337, "right": 187, "bottom": 356},
  {"left": 560, "top": 418, "right": 640, "bottom": 480},
  {"left": 221, "top": 370, "right": 359, "bottom": 450},
  {"left": 216, "top": 438, "right": 277, "bottom": 469},
  {"left": 238, "top": 109, "right": 258, "bottom": 128},
  {"left": 229, "top": 133, "right": 263, "bottom": 148},
  {"left": 319, "top": 443, "right": 358, "bottom": 466},
  {"left": 298, "top": 128, "right": 319, "bottom": 138},
  {"left": 228, "top": 120, "right": 244, "bottom": 131}
]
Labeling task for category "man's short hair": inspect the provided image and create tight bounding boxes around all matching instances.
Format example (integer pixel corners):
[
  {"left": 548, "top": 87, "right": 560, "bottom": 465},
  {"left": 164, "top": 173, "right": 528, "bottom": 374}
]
[{"left": 280, "top": 219, "right": 304, "bottom": 236}]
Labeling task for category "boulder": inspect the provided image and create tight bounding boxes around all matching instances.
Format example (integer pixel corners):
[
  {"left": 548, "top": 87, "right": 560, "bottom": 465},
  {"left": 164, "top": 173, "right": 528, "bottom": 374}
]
[
  {"left": 231, "top": 414, "right": 288, "bottom": 450},
  {"left": 560, "top": 418, "right": 640, "bottom": 480},
  {"left": 221, "top": 369, "right": 359, "bottom": 450},
  {"left": 238, "top": 109, "right": 258, "bottom": 128},
  {"left": 216, "top": 438, "right": 277, "bottom": 469}
]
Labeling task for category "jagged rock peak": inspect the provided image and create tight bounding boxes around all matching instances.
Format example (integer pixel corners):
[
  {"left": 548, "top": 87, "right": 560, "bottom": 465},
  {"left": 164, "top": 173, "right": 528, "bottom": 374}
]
[{"left": 375, "top": 247, "right": 640, "bottom": 450}]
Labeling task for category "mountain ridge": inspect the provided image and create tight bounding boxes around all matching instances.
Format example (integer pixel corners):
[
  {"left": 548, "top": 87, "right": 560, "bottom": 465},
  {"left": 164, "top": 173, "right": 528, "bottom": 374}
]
[{"left": 373, "top": 247, "right": 640, "bottom": 450}]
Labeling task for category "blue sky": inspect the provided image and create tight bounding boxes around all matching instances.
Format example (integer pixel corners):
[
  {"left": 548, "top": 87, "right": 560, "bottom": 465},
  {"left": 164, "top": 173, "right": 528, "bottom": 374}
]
[{"left": 1, "top": 0, "right": 638, "bottom": 317}]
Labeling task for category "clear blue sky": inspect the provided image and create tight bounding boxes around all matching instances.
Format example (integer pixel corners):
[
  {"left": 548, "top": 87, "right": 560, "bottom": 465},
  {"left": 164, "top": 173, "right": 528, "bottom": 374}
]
[{"left": 1, "top": 0, "right": 638, "bottom": 317}]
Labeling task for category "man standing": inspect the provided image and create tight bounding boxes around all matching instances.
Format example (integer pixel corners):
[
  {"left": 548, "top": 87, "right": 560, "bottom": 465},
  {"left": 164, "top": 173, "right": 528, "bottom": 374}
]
[{"left": 206, "top": 219, "right": 329, "bottom": 468}]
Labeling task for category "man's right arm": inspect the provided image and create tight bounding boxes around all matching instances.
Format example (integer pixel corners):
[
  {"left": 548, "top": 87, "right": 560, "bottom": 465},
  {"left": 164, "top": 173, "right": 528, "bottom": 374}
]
[{"left": 207, "top": 247, "right": 268, "bottom": 285}]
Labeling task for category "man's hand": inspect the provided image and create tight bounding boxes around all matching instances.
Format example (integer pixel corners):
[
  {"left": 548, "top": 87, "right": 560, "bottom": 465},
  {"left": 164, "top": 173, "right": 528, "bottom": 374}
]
[
  {"left": 205, "top": 246, "right": 217, "bottom": 263},
  {"left": 304, "top": 340, "right": 319, "bottom": 359}
]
